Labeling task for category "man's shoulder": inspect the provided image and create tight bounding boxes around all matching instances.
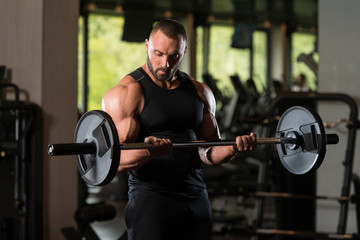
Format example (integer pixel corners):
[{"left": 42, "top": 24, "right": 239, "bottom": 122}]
[
  {"left": 118, "top": 75, "right": 144, "bottom": 94},
  {"left": 185, "top": 75, "right": 209, "bottom": 92},
  {"left": 102, "top": 74, "right": 144, "bottom": 114},
  {"left": 103, "top": 75, "right": 143, "bottom": 101}
]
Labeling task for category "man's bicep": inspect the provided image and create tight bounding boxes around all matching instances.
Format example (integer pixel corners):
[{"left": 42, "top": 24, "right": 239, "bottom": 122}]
[
  {"left": 102, "top": 84, "right": 142, "bottom": 143},
  {"left": 105, "top": 98, "right": 142, "bottom": 143},
  {"left": 193, "top": 81, "right": 221, "bottom": 141},
  {"left": 197, "top": 110, "right": 221, "bottom": 141},
  {"left": 116, "top": 116, "right": 141, "bottom": 143}
]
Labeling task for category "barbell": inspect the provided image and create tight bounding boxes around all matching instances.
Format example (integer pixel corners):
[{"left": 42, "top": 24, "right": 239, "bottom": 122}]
[{"left": 47, "top": 106, "right": 339, "bottom": 186}]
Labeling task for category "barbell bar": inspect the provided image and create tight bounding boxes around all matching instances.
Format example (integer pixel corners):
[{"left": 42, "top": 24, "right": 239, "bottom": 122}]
[
  {"left": 47, "top": 137, "right": 301, "bottom": 156},
  {"left": 47, "top": 106, "right": 339, "bottom": 186},
  {"left": 48, "top": 134, "right": 338, "bottom": 154}
]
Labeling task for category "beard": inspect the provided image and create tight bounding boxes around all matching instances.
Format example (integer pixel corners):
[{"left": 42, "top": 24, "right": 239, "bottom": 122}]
[{"left": 146, "top": 55, "right": 177, "bottom": 82}]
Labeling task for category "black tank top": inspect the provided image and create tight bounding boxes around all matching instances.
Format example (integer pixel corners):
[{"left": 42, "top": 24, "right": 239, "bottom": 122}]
[{"left": 127, "top": 67, "right": 207, "bottom": 198}]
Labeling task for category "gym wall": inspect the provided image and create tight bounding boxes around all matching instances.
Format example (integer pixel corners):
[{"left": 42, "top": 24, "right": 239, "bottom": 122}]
[
  {"left": 318, "top": 0, "right": 360, "bottom": 233},
  {"left": 0, "top": 0, "right": 79, "bottom": 239}
]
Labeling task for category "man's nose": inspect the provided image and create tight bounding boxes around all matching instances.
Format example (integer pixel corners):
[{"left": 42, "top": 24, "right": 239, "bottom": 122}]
[{"left": 160, "top": 56, "right": 170, "bottom": 68}]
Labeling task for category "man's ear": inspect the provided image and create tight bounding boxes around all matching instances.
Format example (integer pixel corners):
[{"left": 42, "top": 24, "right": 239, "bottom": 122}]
[{"left": 145, "top": 39, "right": 149, "bottom": 51}]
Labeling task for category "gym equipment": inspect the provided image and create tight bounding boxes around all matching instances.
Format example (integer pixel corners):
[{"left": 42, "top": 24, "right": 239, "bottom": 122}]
[
  {"left": 61, "top": 204, "right": 117, "bottom": 240},
  {"left": 0, "top": 83, "right": 43, "bottom": 240},
  {"left": 255, "top": 228, "right": 359, "bottom": 239},
  {"left": 47, "top": 106, "right": 339, "bottom": 186},
  {"left": 276, "top": 106, "right": 327, "bottom": 175},
  {"left": 254, "top": 191, "right": 351, "bottom": 201},
  {"left": 251, "top": 92, "right": 359, "bottom": 240}
]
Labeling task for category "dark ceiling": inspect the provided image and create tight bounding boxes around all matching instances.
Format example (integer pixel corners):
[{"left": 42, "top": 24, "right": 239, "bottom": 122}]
[{"left": 80, "top": 0, "right": 318, "bottom": 28}]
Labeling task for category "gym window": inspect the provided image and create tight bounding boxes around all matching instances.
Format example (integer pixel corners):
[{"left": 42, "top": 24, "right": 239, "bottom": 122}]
[
  {"left": 196, "top": 23, "right": 268, "bottom": 99},
  {"left": 291, "top": 31, "right": 318, "bottom": 91},
  {"left": 78, "top": 14, "right": 146, "bottom": 113}
]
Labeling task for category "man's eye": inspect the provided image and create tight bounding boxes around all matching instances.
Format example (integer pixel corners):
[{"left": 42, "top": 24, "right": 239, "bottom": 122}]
[
  {"left": 154, "top": 51, "right": 162, "bottom": 56},
  {"left": 171, "top": 54, "right": 179, "bottom": 59}
]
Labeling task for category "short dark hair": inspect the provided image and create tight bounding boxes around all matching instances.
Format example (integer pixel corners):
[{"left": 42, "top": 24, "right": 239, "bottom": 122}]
[{"left": 150, "top": 19, "right": 187, "bottom": 42}]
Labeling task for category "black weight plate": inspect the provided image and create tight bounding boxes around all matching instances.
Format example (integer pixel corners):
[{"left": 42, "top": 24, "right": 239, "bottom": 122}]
[
  {"left": 276, "top": 106, "right": 326, "bottom": 175},
  {"left": 74, "top": 110, "right": 120, "bottom": 186}
]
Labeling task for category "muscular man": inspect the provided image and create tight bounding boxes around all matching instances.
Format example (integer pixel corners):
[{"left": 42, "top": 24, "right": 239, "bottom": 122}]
[{"left": 102, "top": 19, "right": 257, "bottom": 240}]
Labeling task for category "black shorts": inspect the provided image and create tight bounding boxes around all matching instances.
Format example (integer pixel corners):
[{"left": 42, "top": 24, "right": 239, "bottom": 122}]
[{"left": 124, "top": 190, "right": 212, "bottom": 240}]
